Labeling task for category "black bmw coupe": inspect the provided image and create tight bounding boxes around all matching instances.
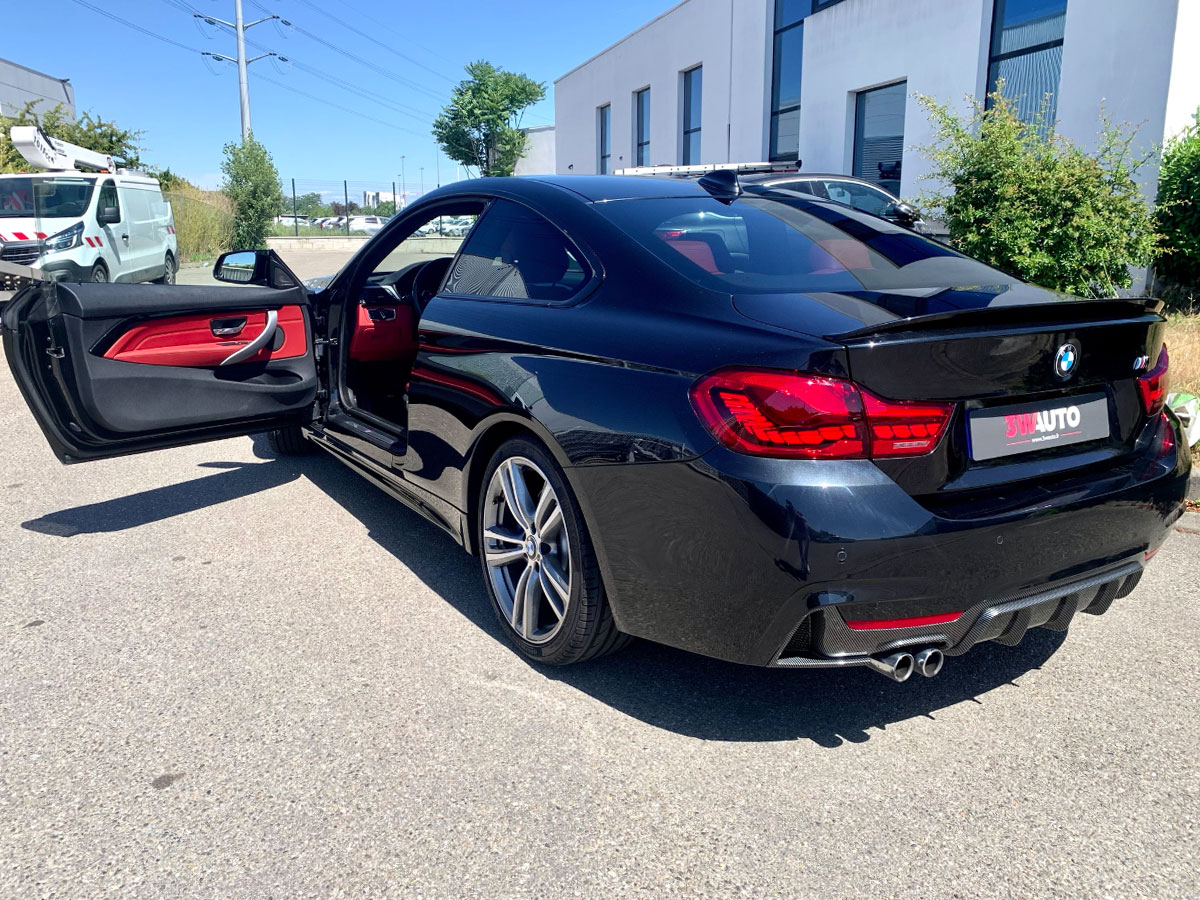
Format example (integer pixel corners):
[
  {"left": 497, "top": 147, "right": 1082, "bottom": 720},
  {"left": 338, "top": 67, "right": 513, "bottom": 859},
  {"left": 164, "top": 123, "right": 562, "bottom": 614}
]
[{"left": 2, "top": 172, "right": 1187, "bottom": 681}]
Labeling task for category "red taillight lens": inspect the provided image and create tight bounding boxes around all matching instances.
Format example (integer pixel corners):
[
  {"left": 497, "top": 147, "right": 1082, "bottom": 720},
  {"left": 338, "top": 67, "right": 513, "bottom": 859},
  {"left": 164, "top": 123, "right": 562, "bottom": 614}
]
[
  {"left": 862, "top": 390, "right": 955, "bottom": 457},
  {"left": 1136, "top": 345, "right": 1169, "bottom": 417},
  {"left": 690, "top": 368, "right": 954, "bottom": 459}
]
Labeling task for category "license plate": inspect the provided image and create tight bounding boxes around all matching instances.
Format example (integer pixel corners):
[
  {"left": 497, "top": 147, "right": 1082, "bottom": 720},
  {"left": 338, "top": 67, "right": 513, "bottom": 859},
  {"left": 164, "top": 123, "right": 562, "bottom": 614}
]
[{"left": 968, "top": 393, "right": 1109, "bottom": 461}]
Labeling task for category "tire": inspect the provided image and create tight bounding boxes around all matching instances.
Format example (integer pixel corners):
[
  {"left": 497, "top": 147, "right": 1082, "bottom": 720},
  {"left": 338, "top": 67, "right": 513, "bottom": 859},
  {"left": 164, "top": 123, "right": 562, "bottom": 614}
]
[
  {"left": 153, "top": 253, "right": 176, "bottom": 285},
  {"left": 477, "top": 437, "right": 631, "bottom": 666},
  {"left": 264, "top": 425, "right": 312, "bottom": 456},
  {"left": 90, "top": 262, "right": 109, "bottom": 283}
]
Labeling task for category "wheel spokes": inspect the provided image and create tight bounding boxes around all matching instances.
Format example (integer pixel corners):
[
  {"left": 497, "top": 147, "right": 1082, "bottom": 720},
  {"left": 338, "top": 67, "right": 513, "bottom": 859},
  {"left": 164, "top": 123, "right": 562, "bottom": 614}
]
[
  {"left": 485, "top": 547, "right": 526, "bottom": 568},
  {"left": 539, "top": 558, "right": 570, "bottom": 619},
  {"left": 501, "top": 461, "right": 535, "bottom": 531},
  {"left": 512, "top": 564, "right": 533, "bottom": 635}
]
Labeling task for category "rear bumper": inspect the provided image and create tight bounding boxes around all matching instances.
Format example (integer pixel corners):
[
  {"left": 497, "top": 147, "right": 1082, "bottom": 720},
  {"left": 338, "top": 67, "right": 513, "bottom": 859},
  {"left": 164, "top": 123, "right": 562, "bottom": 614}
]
[{"left": 570, "top": 413, "right": 1189, "bottom": 667}]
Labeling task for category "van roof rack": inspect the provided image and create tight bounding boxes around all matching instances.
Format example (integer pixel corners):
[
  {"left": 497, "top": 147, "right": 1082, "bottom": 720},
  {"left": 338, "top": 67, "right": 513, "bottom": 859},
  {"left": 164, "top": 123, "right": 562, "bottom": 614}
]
[{"left": 614, "top": 161, "right": 801, "bottom": 177}]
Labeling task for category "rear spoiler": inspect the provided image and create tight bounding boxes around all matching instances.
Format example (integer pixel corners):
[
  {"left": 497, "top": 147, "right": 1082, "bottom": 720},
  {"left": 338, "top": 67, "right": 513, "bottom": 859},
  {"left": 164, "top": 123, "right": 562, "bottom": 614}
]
[{"left": 830, "top": 298, "right": 1164, "bottom": 342}]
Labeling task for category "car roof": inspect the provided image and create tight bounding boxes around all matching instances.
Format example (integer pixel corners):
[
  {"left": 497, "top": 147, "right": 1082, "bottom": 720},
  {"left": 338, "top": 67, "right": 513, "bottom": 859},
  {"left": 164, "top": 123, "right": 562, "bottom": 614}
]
[
  {"left": 741, "top": 172, "right": 896, "bottom": 192},
  {"left": 436, "top": 175, "right": 719, "bottom": 204}
]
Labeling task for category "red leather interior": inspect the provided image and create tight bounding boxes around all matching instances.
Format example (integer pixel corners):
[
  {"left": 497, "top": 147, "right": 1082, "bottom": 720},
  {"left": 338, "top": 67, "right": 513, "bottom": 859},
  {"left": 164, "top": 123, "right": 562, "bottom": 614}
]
[
  {"left": 817, "top": 239, "right": 873, "bottom": 271},
  {"left": 103, "top": 305, "right": 308, "bottom": 366},
  {"left": 665, "top": 239, "right": 719, "bottom": 273},
  {"left": 349, "top": 304, "right": 417, "bottom": 363}
]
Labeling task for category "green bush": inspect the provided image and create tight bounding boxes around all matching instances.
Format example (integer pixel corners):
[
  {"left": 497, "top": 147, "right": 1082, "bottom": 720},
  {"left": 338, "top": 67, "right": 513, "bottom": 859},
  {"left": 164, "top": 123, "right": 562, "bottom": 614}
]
[
  {"left": 915, "top": 87, "right": 1159, "bottom": 297},
  {"left": 1156, "top": 110, "right": 1200, "bottom": 297},
  {"left": 220, "top": 135, "right": 284, "bottom": 250}
]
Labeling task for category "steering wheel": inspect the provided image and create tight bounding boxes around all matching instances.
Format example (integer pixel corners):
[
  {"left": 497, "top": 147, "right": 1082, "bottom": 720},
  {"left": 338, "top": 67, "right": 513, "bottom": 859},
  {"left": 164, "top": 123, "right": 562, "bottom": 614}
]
[{"left": 411, "top": 257, "right": 453, "bottom": 314}]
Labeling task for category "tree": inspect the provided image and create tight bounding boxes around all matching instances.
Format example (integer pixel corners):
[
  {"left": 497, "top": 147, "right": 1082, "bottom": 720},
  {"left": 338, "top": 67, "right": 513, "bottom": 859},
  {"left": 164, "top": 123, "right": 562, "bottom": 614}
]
[
  {"left": 330, "top": 201, "right": 360, "bottom": 216},
  {"left": 1155, "top": 109, "right": 1200, "bottom": 295},
  {"left": 433, "top": 61, "right": 546, "bottom": 177},
  {"left": 220, "top": 134, "right": 284, "bottom": 249},
  {"left": 0, "top": 100, "right": 144, "bottom": 173},
  {"left": 293, "top": 191, "right": 326, "bottom": 216},
  {"left": 915, "top": 86, "right": 1159, "bottom": 297}
]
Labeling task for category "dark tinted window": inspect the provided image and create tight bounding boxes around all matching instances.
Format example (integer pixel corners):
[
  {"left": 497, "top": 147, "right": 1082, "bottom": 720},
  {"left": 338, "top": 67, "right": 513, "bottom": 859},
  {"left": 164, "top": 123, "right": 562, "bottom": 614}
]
[
  {"left": 98, "top": 180, "right": 121, "bottom": 222},
  {"left": 597, "top": 195, "right": 1012, "bottom": 295},
  {"left": 635, "top": 88, "right": 651, "bottom": 166},
  {"left": 682, "top": 67, "right": 702, "bottom": 164},
  {"left": 445, "top": 199, "right": 591, "bottom": 303},
  {"left": 987, "top": 0, "right": 1068, "bottom": 124},
  {"left": 0, "top": 176, "right": 95, "bottom": 219}
]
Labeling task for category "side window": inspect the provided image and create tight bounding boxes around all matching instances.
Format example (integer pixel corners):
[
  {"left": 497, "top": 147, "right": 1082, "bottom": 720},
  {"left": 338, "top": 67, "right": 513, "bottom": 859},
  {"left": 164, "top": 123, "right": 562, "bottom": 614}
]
[
  {"left": 97, "top": 180, "right": 120, "bottom": 222},
  {"left": 819, "top": 180, "right": 892, "bottom": 216},
  {"left": 368, "top": 206, "right": 482, "bottom": 280},
  {"left": 444, "top": 199, "right": 591, "bottom": 303}
]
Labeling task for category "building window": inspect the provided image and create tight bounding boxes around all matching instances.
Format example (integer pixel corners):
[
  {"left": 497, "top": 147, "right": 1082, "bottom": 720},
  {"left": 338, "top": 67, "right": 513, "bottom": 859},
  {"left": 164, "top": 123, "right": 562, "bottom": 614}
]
[
  {"left": 853, "top": 81, "right": 907, "bottom": 195},
  {"left": 812, "top": 0, "right": 848, "bottom": 10},
  {"left": 635, "top": 88, "right": 651, "bottom": 166},
  {"left": 598, "top": 104, "right": 611, "bottom": 174},
  {"left": 987, "top": 0, "right": 1068, "bottom": 125},
  {"left": 682, "top": 66, "right": 702, "bottom": 165},
  {"left": 769, "top": 1, "right": 805, "bottom": 161}
]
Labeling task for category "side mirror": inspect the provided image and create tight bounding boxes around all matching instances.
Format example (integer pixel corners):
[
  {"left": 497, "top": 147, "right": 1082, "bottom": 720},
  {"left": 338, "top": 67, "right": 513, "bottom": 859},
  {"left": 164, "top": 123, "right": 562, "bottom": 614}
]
[
  {"left": 97, "top": 206, "right": 120, "bottom": 225},
  {"left": 213, "top": 249, "right": 299, "bottom": 289},
  {"left": 886, "top": 201, "right": 921, "bottom": 225}
]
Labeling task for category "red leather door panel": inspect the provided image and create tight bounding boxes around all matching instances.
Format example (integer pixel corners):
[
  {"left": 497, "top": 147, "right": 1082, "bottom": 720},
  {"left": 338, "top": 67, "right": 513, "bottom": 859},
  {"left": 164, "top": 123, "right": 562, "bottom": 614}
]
[
  {"left": 348, "top": 304, "right": 417, "bottom": 362},
  {"left": 103, "top": 305, "right": 307, "bottom": 366}
]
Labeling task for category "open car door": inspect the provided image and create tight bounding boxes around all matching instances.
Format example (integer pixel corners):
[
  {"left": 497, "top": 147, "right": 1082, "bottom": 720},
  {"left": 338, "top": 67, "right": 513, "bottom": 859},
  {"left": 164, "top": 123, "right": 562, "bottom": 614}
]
[{"left": 1, "top": 278, "right": 318, "bottom": 463}]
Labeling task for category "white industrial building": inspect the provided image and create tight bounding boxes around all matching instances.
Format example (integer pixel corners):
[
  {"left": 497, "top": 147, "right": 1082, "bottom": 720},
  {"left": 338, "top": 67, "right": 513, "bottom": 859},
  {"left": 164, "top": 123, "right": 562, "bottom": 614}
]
[
  {"left": 553, "top": 0, "right": 1199, "bottom": 200},
  {"left": 0, "top": 57, "right": 75, "bottom": 118}
]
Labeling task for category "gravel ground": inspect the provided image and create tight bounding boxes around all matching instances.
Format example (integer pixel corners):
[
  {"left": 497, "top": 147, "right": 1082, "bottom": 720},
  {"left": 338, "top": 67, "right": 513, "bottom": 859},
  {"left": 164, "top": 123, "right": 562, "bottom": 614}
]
[{"left": 0, "top": 334, "right": 1198, "bottom": 898}]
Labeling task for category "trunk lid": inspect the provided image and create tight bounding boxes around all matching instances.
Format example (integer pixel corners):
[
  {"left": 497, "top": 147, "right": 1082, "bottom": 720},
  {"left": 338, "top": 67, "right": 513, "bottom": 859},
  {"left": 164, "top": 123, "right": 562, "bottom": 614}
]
[{"left": 732, "top": 284, "right": 1166, "bottom": 499}]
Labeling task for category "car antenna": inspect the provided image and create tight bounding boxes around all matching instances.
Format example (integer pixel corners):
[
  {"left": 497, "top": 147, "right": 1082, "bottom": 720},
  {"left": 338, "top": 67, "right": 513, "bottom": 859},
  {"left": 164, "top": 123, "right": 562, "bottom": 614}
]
[{"left": 697, "top": 168, "right": 742, "bottom": 205}]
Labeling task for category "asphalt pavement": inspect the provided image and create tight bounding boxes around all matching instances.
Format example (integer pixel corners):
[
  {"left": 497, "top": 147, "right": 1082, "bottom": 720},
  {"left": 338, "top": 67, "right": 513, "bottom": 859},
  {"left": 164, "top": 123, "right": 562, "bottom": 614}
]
[{"left": 1, "top": 346, "right": 1198, "bottom": 898}]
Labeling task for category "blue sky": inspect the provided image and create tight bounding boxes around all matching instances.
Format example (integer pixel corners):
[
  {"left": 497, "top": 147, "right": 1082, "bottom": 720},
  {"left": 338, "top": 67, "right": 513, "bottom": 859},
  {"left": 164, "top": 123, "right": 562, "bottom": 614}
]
[{"left": 6, "top": 0, "right": 666, "bottom": 198}]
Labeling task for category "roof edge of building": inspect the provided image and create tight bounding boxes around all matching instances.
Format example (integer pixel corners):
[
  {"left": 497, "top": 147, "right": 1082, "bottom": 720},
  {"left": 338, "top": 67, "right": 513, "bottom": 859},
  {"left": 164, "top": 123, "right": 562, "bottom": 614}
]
[{"left": 554, "top": 0, "right": 699, "bottom": 84}]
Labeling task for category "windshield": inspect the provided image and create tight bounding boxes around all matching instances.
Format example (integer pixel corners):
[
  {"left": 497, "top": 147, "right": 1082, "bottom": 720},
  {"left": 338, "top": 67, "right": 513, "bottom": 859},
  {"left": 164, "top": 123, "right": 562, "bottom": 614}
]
[
  {"left": 0, "top": 176, "right": 96, "bottom": 219},
  {"left": 596, "top": 194, "right": 1018, "bottom": 294}
]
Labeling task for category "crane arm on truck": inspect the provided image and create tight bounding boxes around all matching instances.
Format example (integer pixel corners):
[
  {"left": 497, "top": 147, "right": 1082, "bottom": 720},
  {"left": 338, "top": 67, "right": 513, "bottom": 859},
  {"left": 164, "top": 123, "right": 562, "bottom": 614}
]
[{"left": 9, "top": 125, "right": 116, "bottom": 173}]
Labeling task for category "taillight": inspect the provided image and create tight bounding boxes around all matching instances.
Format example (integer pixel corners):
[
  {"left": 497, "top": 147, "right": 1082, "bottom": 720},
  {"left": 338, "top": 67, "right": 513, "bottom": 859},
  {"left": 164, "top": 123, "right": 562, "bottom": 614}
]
[
  {"left": 1136, "top": 345, "right": 1169, "bottom": 417},
  {"left": 690, "top": 368, "right": 953, "bottom": 460}
]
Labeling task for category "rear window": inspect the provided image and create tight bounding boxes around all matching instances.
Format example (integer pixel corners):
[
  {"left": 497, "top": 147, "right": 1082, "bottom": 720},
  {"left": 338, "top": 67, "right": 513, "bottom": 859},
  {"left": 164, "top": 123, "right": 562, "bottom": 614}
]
[{"left": 596, "top": 195, "right": 1016, "bottom": 294}]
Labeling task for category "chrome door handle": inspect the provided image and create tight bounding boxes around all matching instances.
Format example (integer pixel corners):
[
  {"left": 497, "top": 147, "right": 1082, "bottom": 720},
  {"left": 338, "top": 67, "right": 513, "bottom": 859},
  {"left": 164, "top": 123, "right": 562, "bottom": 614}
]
[
  {"left": 210, "top": 317, "right": 247, "bottom": 337},
  {"left": 220, "top": 309, "right": 278, "bottom": 366}
]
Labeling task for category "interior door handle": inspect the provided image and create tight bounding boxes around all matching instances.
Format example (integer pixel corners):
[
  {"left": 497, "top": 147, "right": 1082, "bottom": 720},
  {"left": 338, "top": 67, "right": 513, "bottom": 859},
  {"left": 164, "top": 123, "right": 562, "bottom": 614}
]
[
  {"left": 220, "top": 309, "right": 278, "bottom": 366},
  {"left": 210, "top": 317, "right": 247, "bottom": 337}
]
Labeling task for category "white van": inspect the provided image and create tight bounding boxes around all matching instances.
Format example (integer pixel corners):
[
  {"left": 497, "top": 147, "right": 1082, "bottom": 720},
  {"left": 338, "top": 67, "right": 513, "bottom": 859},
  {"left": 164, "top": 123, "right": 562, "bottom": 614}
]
[{"left": 0, "top": 171, "right": 179, "bottom": 284}]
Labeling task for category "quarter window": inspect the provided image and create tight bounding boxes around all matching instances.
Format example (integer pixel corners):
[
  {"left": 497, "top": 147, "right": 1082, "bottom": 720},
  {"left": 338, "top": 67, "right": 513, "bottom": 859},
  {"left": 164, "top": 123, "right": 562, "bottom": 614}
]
[
  {"left": 682, "top": 66, "right": 702, "bottom": 165},
  {"left": 445, "top": 200, "right": 591, "bottom": 304}
]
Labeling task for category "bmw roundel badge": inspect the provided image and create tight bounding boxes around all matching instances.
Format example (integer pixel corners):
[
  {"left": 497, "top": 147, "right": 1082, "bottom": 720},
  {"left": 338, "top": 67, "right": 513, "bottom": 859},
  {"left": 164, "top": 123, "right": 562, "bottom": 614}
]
[{"left": 1054, "top": 343, "right": 1079, "bottom": 379}]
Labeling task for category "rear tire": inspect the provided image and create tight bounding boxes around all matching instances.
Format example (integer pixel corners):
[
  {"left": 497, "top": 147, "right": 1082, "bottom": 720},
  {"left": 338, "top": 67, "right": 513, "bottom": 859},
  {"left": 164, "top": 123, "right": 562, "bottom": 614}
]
[
  {"left": 477, "top": 437, "right": 631, "bottom": 666},
  {"left": 90, "top": 262, "right": 109, "bottom": 283},
  {"left": 264, "top": 426, "right": 312, "bottom": 456},
  {"left": 153, "top": 253, "right": 176, "bottom": 285}
]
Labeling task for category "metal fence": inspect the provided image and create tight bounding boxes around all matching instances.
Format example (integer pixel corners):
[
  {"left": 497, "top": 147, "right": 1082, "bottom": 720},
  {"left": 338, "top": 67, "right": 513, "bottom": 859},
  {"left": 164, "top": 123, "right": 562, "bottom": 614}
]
[{"left": 279, "top": 177, "right": 446, "bottom": 236}]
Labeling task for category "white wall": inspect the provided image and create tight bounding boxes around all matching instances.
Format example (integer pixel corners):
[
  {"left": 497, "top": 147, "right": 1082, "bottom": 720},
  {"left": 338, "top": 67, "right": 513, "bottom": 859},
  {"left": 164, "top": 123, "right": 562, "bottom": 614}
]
[
  {"left": 515, "top": 125, "right": 556, "bottom": 176},
  {"left": 799, "top": 0, "right": 990, "bottom": 201},
  {"left": 1162, "top": 0, "right": 1200, "bottom": 143},
  {"left": 0, "top": 58, "right": 75, "bottom": 118},
  {"left": 553, "top": 0, "right": 772, "bottom": 174}
]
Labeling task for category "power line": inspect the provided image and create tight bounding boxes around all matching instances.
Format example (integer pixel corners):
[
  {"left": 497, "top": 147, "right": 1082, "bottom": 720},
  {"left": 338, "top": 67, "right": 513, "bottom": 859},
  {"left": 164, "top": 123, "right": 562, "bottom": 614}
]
[
  {"left": 292, "top": 0, "right": 455, "bottom": 83},
  {"left": 254, "top": 74, "right": 428, "bottom": 138},
  {"left": 66, "top": 0, "right": 202, "bottom": 53}
]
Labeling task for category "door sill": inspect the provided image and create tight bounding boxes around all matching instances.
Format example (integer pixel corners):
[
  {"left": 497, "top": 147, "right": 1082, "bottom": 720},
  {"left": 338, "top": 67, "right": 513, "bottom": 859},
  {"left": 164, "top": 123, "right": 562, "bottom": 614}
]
[{"left": 327, "top": 408, "right": 407, "bottom": 455}]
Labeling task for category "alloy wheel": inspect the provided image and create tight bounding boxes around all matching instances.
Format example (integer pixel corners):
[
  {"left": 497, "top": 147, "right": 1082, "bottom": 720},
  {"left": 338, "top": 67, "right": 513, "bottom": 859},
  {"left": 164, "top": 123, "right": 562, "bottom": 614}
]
[{"left": 482, "top": 456, "right": 572, "bottom": 645}]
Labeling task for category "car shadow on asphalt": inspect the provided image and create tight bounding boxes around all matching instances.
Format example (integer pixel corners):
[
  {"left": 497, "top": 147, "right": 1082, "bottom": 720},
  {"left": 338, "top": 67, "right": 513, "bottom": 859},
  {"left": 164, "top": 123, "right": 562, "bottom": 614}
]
[
  {"left": 256, "top": 440, "right": 1069, "bottom": 749},
  {"left": 21, "top": 439, "right": 1069, "bottom": 747}
]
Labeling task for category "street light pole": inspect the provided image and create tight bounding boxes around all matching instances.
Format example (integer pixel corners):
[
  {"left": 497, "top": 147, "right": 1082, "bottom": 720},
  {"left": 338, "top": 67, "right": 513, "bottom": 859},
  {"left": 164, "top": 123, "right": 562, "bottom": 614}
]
[
  {"left": 399, "top": 155, "right": 406, "bottom": 209},
  {"left": 420, "top": 168, "right": 425, "bottom": 198}
]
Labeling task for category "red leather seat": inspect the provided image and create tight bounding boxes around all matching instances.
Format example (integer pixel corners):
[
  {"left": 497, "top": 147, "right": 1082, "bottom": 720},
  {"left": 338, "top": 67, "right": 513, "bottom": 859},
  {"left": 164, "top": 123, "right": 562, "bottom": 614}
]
[{"left": 348, "top": 304, "right": 417, "bottom": 363}]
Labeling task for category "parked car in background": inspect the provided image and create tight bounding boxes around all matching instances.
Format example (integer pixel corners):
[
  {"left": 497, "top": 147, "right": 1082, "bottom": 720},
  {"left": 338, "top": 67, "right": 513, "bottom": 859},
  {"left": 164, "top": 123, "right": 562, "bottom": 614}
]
[
  {"left": 322, "top": 216, "right": 348, "bottom": 231},
  {"left": 274, "top": 215, "right": 310, "bottom": 228},
  {"left": 2, "top": 172, "right": 1185, "bottom": 682},
  {"left": 348, "top": 215, "right": 386, "bottom": 235}
]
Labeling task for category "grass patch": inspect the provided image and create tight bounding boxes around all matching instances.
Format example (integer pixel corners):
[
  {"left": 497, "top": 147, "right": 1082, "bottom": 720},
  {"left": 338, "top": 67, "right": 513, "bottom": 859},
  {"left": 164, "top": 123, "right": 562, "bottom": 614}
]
[
  {"left": 1166, "top": 314, "right": 1200, "bottom": 397},
  {"left": 268, "top": 224, "right": 372, "bottom": 237},
  {"left": 165, "top": 187, "right": 233, "bottom": 263}
]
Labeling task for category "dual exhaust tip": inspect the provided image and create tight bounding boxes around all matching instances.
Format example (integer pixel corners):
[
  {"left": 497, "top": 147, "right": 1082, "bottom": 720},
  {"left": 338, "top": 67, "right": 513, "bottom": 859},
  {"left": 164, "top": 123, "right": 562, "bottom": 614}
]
[{"left": 866, "top": 648, "right": 943, "bottom": 682}]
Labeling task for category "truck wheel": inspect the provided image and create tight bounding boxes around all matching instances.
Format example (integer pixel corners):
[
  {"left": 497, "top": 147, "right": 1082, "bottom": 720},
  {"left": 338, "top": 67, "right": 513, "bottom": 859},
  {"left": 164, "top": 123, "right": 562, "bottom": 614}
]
[
  {"left": 154, "top": 253, "right": 176, "bottom": 285},
  {"left": 90, "top": 262, "right": 109, "bottom": 283},
  {"left": 265, "top": 426, "right": 313, "bottom": 456}
]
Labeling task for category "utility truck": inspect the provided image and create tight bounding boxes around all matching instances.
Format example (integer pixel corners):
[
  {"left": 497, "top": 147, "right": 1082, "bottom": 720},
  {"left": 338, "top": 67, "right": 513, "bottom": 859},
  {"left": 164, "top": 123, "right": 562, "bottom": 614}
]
[{"left": 0, "top": 126, "right": 177, "bottom": 291}]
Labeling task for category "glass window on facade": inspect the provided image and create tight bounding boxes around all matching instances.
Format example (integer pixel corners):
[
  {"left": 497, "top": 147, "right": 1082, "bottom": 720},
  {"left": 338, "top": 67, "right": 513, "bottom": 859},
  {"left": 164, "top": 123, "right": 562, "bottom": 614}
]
[
  {"left": 987, "top": 0, "right": 1068, "bottom": 125},
  {"left": 853, "top": 81, "right": 907, "bottom": 195},
  {"left": 598, "top": 104, "right": 611, "bottom": 174},
  {"left": 682, "top": 66, "right": 702, "bottom": 165},
  {"left": 635, "top": 88, "right": 651, "bottom": 166},
  {"left": 769, "top": 0, "right": 805, "bottom": 162}
]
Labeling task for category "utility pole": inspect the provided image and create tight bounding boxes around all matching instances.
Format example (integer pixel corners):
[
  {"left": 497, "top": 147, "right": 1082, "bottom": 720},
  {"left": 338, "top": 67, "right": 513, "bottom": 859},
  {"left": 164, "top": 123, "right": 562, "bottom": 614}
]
[
  {"left": 420, "top": 168, "right": 425, "bottom": 198},
  {"left": 399, "top": 155, "right": 406, "bottom": 209},
  {"left": 435, "top": 151, "right": 440, "bottom": 188},
  {"left": 198, "top": 2, "right": 285, "bottom": 140}
]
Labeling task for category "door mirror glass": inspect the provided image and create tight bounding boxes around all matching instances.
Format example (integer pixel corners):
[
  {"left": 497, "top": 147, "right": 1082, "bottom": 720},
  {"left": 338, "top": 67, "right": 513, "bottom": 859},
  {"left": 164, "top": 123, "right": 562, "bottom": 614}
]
[
  {"left": 97, "top": 206, "right": 120, "bottom": 225},
  {"left": 215, "top": 250, "right": 260, "bottom": 283},
  {"left": 887, "top": 201, "right": 920, "bottom": 224}
]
